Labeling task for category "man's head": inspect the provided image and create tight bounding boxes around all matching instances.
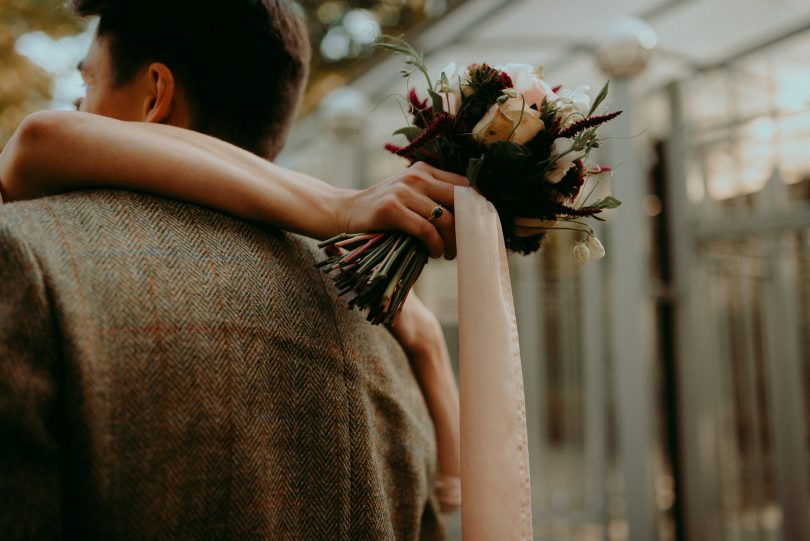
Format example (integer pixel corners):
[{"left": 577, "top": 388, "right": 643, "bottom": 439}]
[{"left": 73, "top": 0, "right": 310, "bottom": 159}]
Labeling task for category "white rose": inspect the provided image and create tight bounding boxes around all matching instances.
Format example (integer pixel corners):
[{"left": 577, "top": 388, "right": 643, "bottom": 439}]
[
  {"left": 441, "top": 62, "right": 469, "bottom": 82},
  {"left": 441, "top": 62, "right": 458, "bottom": 79},
  {"left": 524, "top": 77, "right": 557, "bottom": 109},
  {"left": 499, "top": 62, "right": 558, "bottom": 108},
  {"left": 559, "top": 85, "right": 591, "bottom": 113},
  {"left": 472, "top": 97, "right": 545, "bottom": 146},
  {"left": 441, "top": 61, "right": 470, "bottom": 97},
  {"left": 499, "top": 63, "right": 534, "bottom": 88}
]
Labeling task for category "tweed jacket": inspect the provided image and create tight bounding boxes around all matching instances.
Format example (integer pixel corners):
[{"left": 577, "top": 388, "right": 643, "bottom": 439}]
[{"left": 0, "top": 190, "right": 444, "bottom": 540}]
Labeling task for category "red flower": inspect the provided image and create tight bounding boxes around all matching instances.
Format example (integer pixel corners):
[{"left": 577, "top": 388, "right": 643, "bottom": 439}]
[
  {"left": 499, "top": 71, "right": 513, "bottom": 89},
  {"left": 407, "top": 88, "right": 435, "bottom": 128},
  {"left": 386, "top": 113, "right": 457, "bottom": 158},
  {"left": 408, "top": 88, "right": 428, "bottom": 111},
  {"left": 557, "top": 110, "right": 623, "bottom": 139},
  {"left": 384, "top": 143, "right": 405, "bottom": 154}
]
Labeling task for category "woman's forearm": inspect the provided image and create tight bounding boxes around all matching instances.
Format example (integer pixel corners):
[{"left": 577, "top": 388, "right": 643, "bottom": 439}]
[
  {"left": 391, "top": 295, "right": 461, "bottom": 479},
  {"left": 403, "top": 309, "right": 461, "bottom": 512},
  {"left": 1, "top": 111, "right": 469, "bottom": 256},
  {"left": 416, "top": 348, "right": 461, "bottom": 478},
  {"left": 0, "top": 111, "right": 349, "bottom": 239}
]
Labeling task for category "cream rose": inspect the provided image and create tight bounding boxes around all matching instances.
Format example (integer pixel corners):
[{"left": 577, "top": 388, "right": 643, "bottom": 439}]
[{"left": 472, "top": 97, "right": 545, "bottom": 146}]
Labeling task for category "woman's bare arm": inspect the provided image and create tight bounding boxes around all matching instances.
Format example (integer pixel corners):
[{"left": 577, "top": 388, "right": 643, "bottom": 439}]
[
  {"left": 0, "top": 111, "right": 467, "bottom": 257},
  {"left": 391, "top": 295, "right": 461, "bottom": 511}
]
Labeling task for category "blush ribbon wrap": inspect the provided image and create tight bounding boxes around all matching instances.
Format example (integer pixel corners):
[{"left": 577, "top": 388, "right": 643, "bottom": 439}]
[{"left": 454, "top": 186, "right": 533, "bottom": 540}]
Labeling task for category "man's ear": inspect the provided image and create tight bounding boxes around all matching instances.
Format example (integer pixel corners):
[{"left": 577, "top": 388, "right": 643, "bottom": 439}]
[{"left": 143, "top": 63, "right": 175, "bottom": 123}]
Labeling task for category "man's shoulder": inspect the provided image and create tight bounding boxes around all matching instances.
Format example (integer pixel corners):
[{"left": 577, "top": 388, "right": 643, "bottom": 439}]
[
  {"left": 0, "top": 189, "right": 315, "bottom": 262},
  {"left": 1, "top": 189, "right": 271, "bottom": 241},
  {"left": 0, "top": 190, "right": 330, "bottom": 315}
]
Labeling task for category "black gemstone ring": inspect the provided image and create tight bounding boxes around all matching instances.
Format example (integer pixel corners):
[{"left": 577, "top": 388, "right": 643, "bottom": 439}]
[{"left": 428, "top": 205, "right": 444, "bottom": 222}]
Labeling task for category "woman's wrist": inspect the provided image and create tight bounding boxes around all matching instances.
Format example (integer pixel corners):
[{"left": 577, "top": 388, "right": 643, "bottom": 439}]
[
  {"left": 328, "top": 186, "right": 357, "bottom": 238},
  {"left": 250, "top": 163, "right": 356, "bottom": 240}
]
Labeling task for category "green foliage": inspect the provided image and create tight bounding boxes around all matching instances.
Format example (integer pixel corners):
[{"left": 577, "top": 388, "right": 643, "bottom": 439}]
[
  {"left": 374, "top": 35, "right": 432, "bottom": 89},
  {"left": 466, "top": 156, "right": 484, "bottom": 187},
  {"left": 392, "top": 126, "right": 424, "bottom": 142},
  {"left": 588, "top": 81, "right": 609, "bottom": 117},
  {"left": 426, "top": 88, "right": 444, "bottom": 114},
  {"left": 590, "top": 195, "right": 622, "bottom": 209}
]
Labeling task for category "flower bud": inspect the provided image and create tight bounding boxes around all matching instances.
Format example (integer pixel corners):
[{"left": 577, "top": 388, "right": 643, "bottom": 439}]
[
  {"left": 587, "top": 236, "right": 606, "bottom": 259},
  {"left": 574, "top": 243, "right": 591, "bottom": 264}
]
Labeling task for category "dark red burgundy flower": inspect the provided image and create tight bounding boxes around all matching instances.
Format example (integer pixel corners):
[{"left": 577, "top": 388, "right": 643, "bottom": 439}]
[
  {"left": 408, "top": 88, "right": 435, "bottom": 128},
  {"left": 557, "top": 110, "right": 623, "bottom": 139},
  {"left": 499, "top": 71, "right": 513, "bottom": 89},
  {"left": 408, "top": 88, "right": 428, "bottom": 111},
  {"left": 384, "top": 142, "right": 405, "bottom": 154},
  {"left": 387, "top": 113, "right": 457, "bottom": 157}
]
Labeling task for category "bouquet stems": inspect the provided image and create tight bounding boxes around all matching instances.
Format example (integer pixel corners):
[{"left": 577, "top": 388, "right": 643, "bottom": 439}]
[{"left": 317, "top": 232, "right": 428, "bottom": 326}]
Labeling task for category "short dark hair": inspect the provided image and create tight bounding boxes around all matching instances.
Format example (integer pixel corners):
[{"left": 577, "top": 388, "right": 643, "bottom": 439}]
[{"left": 73, "top": 0, "right": 311, "bottom": 159}]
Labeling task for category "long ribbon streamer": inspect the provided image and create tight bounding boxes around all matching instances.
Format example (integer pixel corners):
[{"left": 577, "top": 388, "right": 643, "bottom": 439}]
[{"left": 455, "top": 186, "right": 533, "bottom": 540}]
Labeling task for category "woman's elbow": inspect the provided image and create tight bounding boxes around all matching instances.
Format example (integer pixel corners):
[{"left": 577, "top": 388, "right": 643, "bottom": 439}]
[
  {"left": 0, "top": 111, "right": 74, "bottom": 200},
  {"left": 16, "top": 110, "right": 74, "bottom": 150}
]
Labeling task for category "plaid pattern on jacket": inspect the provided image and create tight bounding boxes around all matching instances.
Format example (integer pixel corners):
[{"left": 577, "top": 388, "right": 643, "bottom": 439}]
[{"left": 0, "top": 190, "right": 444, "bottom": 540}]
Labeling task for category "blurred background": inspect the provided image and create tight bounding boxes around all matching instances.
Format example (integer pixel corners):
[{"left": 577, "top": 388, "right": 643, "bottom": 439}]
[{"left": 2, "top": 0, "right": 809, "bottom": 540}]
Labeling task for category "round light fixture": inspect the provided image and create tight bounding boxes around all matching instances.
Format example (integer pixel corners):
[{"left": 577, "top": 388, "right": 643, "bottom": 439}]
[{"left": 594, "top": 17, "right": 658, "bottom": 79}]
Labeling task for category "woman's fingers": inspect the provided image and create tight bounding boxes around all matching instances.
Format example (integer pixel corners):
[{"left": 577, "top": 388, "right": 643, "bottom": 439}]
[
  {"left": 433, "top": 208, "right": 457, "bottom": 260},
  {"left": 395, "top": 206, "right": 445, "bottom": 258},
  {"left": 395, "top": 167, "right": 461, "bottom": 258},
  {"left": 400, "top": 169, "right": 457, "bottom": 211},
  {"left": 411, "top": 161, "right": 469, "bottom": 187},
  {"left": 408, "top": 192, "right": 457, "bottom": 260},
  {"left": 417, "top": 176, "right": 456, "bottom": 211}
]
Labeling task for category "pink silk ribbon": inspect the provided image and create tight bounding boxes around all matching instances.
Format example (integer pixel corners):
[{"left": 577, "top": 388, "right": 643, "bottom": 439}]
[{"left": 454, "top": 186, "right": 533, "bottom": 540}]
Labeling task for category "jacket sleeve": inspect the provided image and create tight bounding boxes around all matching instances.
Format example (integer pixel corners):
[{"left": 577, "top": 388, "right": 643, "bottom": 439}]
[{"left": 0, "top": 221, "right": 63, "bottom": 539}]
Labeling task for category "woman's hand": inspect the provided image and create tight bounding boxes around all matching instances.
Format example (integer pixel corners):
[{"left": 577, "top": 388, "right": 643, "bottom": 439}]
[{"left": 337, "top": 162, "right": 468, "bottom": 260}]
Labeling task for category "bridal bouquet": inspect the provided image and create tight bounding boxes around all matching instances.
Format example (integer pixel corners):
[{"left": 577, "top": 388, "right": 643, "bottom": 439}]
[{"left": 318, "top": 37, "right": 622, "bottom": 326}]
